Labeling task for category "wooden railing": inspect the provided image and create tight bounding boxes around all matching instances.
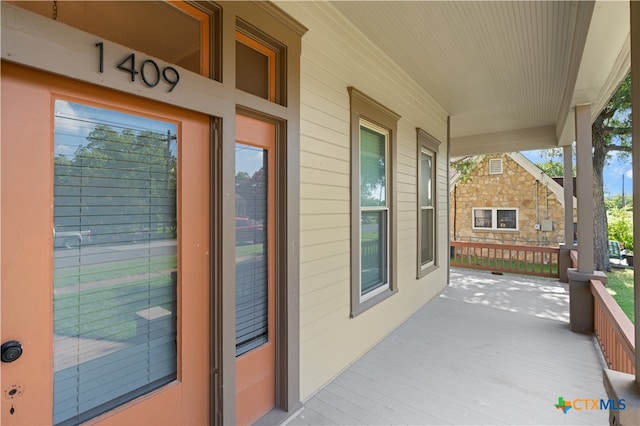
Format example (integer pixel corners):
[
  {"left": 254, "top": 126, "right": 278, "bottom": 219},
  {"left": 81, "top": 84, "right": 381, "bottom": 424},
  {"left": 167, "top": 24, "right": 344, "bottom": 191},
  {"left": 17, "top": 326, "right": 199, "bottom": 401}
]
[
  {"left": 591, "top": 279, "right": 635, "bottom": 375},
  {"left": 450, "top": 241, "right": 560, "bottom": 278}
]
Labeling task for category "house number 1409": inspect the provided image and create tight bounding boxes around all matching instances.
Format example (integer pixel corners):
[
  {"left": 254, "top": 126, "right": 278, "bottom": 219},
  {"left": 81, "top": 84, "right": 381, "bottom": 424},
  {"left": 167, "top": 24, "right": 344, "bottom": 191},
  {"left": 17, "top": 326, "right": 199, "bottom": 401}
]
[{"left": 95, "top": 42, "right": 180, "bottom": 92}]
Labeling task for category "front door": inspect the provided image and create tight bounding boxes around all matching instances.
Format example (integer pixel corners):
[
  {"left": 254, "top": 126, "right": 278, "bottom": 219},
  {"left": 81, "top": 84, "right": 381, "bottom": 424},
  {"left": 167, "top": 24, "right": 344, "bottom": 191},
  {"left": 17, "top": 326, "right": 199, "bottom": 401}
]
[
  {"left": 235, "top": 115, "right": 276, "bottom": 425},
  {"left": 1, "top": 63, "right": 211, "bottom": 425}
]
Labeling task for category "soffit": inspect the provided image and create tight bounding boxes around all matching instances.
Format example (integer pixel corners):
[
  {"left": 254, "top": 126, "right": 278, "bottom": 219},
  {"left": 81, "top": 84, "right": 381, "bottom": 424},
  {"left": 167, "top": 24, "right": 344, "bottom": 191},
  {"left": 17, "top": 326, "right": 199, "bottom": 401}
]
[{"left": 329, "top": 1, "right": 628, "bottom": 155}]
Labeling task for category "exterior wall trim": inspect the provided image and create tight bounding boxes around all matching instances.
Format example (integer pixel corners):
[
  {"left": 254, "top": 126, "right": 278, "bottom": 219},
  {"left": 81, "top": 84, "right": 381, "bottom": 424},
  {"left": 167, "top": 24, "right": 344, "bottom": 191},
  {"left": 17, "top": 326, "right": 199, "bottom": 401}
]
[{"left": 348, "top": 86, "right": 400, "bottom": 317}]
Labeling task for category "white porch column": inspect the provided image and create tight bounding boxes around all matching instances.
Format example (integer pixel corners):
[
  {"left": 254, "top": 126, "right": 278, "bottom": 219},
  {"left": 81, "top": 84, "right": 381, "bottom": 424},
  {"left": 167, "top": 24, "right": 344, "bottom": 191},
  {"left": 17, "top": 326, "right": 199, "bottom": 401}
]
[
  {"left": 568, "top": 104, "right": 607, "bottom": 333},
  {"left": 575, "top": 104, "right": 595, "bottom": 274},
  {"left": 563, "top": 143, "right": 575, "bottom": 246}
]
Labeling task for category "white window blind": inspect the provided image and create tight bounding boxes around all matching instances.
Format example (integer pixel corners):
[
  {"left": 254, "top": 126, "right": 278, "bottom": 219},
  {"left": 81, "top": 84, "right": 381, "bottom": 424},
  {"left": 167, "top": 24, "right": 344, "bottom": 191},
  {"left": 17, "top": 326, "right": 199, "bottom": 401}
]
[
  {"left": 235, "top": 143, "right": 269, "bottom": 356},
  {"left": 53, "top": 100, "right": 178, "bottom": 425}
]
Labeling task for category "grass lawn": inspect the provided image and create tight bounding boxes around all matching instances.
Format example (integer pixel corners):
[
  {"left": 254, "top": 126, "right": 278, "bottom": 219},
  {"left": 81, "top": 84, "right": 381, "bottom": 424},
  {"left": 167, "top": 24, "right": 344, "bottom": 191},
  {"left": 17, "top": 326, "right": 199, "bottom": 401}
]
[{"left": 606, "top": 268, "right": 634, "bottom": 323}]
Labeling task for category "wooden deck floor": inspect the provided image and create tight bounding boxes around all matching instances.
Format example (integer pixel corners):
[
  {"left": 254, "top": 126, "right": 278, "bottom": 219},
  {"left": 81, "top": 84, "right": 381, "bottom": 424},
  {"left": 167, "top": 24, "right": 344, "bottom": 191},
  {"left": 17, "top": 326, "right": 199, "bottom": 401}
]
[{"left": 285, "top": 268, "right": 609, "bottom": 425}]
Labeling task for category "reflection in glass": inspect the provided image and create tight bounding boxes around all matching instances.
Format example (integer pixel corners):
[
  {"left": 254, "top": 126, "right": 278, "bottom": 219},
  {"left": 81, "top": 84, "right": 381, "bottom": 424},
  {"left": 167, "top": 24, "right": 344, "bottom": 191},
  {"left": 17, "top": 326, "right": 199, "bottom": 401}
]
[
  {"left": 420, "top": 150, "right": 435, "bottom": 267},
  {"left": 360, "top": 125, "right": 386, "bottom": 207},
  {"left": 420, "top": 152, "right": 432, "bottom": 207},
  {"left": 497, "top": 210, "right": 517, "bottom": 229},
  {"left": 235, "top": 143, "right": 269, "bottom": 356},
  {"left": 421, "top": 209, "right": 434, "bottom": 265},
  {"left": 474, "top": 209, "right": 492, "bottom": 228},
  {"left": 361, "top": 210, "right": 388, "bottom": 296},
  {"left": 53, "top": 100, "right": 177, "bottom": 425}
]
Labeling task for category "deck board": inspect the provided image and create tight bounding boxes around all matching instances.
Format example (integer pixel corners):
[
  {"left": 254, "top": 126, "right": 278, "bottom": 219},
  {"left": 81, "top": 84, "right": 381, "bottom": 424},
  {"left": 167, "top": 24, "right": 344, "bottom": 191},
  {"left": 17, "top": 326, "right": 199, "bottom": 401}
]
[{"left": 285, "top": 269, "right": 609, "bottom": 425}]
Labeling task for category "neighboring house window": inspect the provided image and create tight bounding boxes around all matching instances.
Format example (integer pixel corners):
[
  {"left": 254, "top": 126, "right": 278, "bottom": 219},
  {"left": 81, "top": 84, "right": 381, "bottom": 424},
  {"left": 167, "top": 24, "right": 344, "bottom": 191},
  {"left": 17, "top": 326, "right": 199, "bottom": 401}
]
[
  {"left": 417, "top": 128, "right": 440, "bottom": 277},
  {"left": 349, "top": 87, "right": 400, "bottom": 317},
  {"left": 473, "top": 208, "right": 518, "bottom": 230}
]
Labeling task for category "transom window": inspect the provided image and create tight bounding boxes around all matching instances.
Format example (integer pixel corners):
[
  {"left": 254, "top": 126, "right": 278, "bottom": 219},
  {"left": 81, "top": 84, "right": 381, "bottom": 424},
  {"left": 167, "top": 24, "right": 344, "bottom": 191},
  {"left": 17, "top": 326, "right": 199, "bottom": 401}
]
[
  {"left": 14, "top": 1, "right": 217, "bottom": 77},
  {"left": 473, "top": 208, "right": 518, "bottom": 230}
]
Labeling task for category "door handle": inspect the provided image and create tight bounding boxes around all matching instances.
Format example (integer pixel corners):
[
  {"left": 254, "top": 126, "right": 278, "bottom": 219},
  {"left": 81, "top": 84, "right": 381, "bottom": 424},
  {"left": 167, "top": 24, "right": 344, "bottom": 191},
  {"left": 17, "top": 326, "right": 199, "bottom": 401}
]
[{"left": 1, "top": 340, "right": 23, "bottom": 363}]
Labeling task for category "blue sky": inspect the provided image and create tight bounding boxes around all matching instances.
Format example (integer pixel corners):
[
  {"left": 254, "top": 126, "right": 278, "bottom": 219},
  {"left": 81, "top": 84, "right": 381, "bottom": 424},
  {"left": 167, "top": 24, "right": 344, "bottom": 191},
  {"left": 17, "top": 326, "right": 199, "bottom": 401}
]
[
  {"left": 54, "top": 100, "right": 177, "bottom": 159},
  {"left": 520, "top": 149, "right": 632, "bottom": 197}
]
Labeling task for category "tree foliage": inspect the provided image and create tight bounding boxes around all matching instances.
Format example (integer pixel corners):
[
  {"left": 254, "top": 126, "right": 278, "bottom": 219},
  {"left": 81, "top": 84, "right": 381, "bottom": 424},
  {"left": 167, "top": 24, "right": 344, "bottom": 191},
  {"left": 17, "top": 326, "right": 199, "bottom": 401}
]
[
  {"left": 592, "top": 73, "right": 632, "bottom": 271},
  {"left": 532, "top": 74, "right": 631, "bottom": 271},
  {"left": 608, "top": 207, "right": 633, "bottom": 252},
  {"left": 54, "top": 124, "right": 177, "bottom": 242},
  {"left": 534, "top": 160, "right": 565, "bottom": 177},
  {"left": 450, "top": 157, "right": 478, "bottom": 184}
]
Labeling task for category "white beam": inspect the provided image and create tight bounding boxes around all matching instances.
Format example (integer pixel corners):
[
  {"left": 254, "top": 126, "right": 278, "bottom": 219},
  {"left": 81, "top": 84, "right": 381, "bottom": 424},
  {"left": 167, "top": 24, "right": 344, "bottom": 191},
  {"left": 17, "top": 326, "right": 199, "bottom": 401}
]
[{"left": 450, "top": 125, "right": 557, "bottom": 157}]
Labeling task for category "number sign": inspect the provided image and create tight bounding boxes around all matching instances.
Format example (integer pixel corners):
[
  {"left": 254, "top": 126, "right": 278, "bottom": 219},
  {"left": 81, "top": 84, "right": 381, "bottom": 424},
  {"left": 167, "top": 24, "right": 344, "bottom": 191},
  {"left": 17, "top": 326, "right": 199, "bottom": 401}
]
[{"left": 96, "top": 42, "right": 180, "bottom": 92}]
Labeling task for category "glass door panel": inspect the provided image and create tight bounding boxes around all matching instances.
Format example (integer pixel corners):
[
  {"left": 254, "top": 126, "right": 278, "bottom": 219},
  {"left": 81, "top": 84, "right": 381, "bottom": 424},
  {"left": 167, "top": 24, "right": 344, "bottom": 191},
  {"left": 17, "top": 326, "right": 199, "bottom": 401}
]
[
  {"left": 53, "top": 100, "right": 178, "bottom": 425},
  {"left": 235, "top": 144, "right": 269, "bottom": 356}
]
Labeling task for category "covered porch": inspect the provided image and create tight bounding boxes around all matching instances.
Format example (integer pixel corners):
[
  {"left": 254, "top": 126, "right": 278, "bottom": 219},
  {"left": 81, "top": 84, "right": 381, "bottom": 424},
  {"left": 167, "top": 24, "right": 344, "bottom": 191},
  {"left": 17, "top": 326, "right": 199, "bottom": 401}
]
[{"left": 285, "top": 268, "right": 609, "bottom": 425}]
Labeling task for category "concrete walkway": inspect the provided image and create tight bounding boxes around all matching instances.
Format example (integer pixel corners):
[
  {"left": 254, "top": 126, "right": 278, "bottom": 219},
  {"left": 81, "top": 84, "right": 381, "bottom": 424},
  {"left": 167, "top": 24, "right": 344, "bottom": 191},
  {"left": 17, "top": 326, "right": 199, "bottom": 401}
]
[{"left": 285, "top": 268, "right": 609, "bottom": 425}]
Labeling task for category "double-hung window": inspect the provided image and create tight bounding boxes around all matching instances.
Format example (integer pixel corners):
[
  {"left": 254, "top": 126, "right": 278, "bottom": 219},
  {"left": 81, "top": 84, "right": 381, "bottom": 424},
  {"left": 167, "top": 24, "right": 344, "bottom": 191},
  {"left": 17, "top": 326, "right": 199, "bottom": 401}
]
[
  {"left": 360, "top": 121, "right": 389, "bottom": 298},
  {"left": 349, "top": 87, "right": 400, "bottom": 316},
  {"left": 472, "top": 208, "right": 518, "bottom": 230},
  {"left": 417, "top": 129, "right": 440, "bottom": 276}
]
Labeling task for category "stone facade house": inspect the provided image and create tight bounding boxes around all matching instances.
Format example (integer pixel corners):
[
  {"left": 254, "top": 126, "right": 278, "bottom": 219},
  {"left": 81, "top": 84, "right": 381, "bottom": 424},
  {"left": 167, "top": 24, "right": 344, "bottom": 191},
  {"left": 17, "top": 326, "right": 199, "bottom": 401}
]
[{"left": 450, "top": 153, "right": 577, "bottom": 247}]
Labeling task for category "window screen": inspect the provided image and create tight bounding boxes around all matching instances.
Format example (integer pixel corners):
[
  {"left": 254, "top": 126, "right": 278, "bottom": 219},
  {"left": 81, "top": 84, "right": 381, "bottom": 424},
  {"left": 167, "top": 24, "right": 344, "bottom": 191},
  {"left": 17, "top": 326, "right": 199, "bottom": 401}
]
[
  {"left": 53, "top": 100, "right": 178, "bottom": 425},
  {"left": 15, "top": 1, "right": 207, "bottom": 75},
  {"left": 235, "top": 143, "right": 269, "bottom": 356}
]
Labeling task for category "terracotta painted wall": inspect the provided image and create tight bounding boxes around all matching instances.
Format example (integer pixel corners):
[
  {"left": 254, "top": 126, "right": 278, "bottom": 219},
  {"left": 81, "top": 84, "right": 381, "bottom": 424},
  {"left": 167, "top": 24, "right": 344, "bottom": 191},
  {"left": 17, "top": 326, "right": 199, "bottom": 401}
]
[{"left": 450, "top": 154, "right": 576, "bottom": 247}]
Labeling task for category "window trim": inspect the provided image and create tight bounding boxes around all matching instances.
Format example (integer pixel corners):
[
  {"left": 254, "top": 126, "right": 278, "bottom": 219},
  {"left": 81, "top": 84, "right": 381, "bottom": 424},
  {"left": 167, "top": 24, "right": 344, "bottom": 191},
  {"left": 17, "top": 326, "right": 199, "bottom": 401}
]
[
  {"left": 472, "top": 207, "right": 519, "bottom": 231},
  {"left": 416, "top": 128, "right": 441, "bottom": 278},
  {"left": 235, "top": 30, "right": 277, "bottom": 102},
  {"left": 348, "top": 87, "right": 400, "bottom": 317}
]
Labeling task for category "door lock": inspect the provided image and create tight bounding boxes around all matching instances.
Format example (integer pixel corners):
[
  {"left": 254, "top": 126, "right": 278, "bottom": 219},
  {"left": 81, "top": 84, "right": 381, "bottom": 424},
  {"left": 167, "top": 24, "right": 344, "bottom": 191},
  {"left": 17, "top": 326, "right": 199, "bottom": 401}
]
[{"left": 1, "top": 340, "right": 23, "bottom": 363}]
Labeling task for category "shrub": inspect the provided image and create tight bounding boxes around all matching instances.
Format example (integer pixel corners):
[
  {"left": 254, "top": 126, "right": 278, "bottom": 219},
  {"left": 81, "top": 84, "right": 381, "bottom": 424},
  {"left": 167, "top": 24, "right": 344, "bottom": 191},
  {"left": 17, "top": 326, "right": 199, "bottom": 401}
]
[{"left": 608, "top": 207, "right": 633, "bottom": 251}]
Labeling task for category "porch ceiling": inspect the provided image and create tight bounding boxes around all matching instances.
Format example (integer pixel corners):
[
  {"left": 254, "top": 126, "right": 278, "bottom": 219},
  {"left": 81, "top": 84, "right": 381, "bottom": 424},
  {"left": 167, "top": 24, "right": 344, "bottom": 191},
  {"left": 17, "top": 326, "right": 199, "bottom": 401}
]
[{"left": 330, "top": 1, "right": 630, "bottom": 156}]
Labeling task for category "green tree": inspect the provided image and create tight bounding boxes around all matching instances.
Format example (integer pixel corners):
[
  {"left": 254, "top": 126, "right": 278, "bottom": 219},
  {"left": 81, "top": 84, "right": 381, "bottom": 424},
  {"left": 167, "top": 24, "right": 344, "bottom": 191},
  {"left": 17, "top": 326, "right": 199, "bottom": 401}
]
[
  {"left": 592, "top": 73, "right": 631, "bottom": 271},
  {"left": 608, "top": 207, "right": 633, "bottom": 252},
  {"left": 450, "top": 157, "right": 478, "bottom": 183},
  {"left": 55, "top": 124, "right": 177, "bottom": 241},
  {"left": 536, "top": 73, "right": 631, "bottom": 271},
  {"left": 535, "top": 160, "right": 565, "bottom": 177},
  {"left": 605, "top": 194, "right": 632, "bottom": 211}
]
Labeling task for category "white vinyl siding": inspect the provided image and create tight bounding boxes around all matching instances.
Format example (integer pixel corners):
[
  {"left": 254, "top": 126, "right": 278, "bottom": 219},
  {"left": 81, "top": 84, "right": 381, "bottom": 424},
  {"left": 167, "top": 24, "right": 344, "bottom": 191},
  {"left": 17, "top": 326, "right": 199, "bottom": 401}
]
[{"left": 275, "top": 1, "right": 449, "bottom": 400}]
